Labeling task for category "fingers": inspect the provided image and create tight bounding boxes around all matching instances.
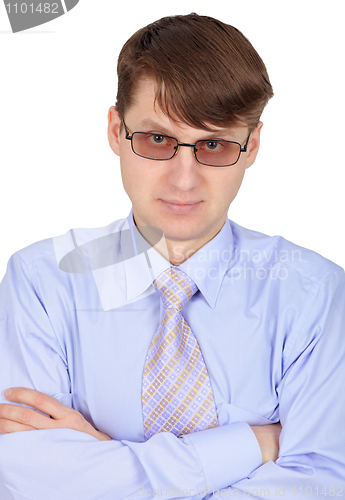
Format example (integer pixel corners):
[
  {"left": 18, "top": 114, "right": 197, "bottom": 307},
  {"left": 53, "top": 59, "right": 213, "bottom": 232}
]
[
  {"left": 4, "top": 387, "right": 70, "bottom": 420},
  {"left": 2, "top": 388, "right": 110, "bottom": 440},
  {"left": 96, "top": 430, "right": 113, "bottom": 441},
  {"left": 0, "top": 403, "right": 58, "bottom": 430},
  {"left": 0, "top": 418, "right": 37, "bottom": 434}
]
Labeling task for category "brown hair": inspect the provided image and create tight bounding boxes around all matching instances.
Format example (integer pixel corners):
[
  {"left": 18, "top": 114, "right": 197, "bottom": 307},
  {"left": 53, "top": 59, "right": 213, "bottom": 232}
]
[{"left": 116, "top": 13, "right": 273, "bottom": 132}]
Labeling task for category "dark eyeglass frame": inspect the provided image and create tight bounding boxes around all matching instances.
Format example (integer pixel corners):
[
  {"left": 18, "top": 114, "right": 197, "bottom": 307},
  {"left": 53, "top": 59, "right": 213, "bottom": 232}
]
[{"left": 122, "top": 120, "right": 251, "bottom": 167}]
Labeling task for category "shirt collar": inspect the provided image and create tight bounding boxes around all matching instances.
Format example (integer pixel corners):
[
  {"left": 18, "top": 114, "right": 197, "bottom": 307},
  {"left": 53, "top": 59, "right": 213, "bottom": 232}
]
[{"left": 122, "top": 207, "right": 234, "bottom": 309}]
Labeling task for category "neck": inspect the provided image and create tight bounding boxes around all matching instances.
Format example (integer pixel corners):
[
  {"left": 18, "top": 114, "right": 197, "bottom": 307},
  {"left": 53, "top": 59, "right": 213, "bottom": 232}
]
[{"left": 132, "top": 214, "right": 224, "bottom": 266}]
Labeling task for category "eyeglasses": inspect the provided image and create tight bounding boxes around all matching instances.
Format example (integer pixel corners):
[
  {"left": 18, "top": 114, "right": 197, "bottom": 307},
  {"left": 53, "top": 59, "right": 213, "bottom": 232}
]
[{"left": 123, "top": 120, "right": 251, "bottom": 167}]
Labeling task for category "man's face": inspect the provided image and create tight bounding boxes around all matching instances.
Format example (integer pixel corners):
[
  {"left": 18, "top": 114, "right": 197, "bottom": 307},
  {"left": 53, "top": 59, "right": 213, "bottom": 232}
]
[{"left": 108, "top": 78, "right": 262, "bottom": 263}]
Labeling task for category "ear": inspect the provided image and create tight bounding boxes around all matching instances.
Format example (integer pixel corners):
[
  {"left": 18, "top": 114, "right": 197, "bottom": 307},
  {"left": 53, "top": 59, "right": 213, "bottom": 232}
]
[
  {"left": 245, "top": 121, "right": 263, "bottom": 169},
  {"left": 107, "top": 106, "right": 122, "bottom": 156}
]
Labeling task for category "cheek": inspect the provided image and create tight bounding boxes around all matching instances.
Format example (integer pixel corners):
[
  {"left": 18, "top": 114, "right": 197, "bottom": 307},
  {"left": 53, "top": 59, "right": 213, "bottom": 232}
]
[
  {"left": 211, "top": 168, "right": 245, "bottom": 201},
  {"left": 119, "top": 154, "right": 137, "bottom": 199},
  {"left": 119, "top": 153, "right": 158, "bottom": 200},
  {"left": 215, "top": 169, "right": 244, "bottom": 196}
]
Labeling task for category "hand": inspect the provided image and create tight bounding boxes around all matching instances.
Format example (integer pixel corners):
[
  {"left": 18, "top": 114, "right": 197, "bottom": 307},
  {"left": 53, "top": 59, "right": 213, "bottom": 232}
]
[
  {"left": 0, "top": 387, "right": 112, "bottom": 441},
  {"left": 250, "top": 422, "right": 282, "bottom": 464}
]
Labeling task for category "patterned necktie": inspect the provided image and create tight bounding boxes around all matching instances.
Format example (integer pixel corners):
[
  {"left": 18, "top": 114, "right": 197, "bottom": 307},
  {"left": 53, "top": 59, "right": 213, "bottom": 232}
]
[{"left": 142, "top": 267, "right": 218, "bottom": 440}]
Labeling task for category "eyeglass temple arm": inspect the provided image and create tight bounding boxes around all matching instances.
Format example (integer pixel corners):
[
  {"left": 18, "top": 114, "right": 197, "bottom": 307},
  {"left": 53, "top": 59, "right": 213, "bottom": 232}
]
[
  {"left": 241, "top": 132, "right": 251, "bottom": 152},
  {"left": 122, "top": 120, "right": 131, "bottom": 139}
]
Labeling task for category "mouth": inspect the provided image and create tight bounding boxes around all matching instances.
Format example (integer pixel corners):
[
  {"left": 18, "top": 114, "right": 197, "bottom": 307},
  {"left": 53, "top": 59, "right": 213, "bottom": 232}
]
[{"left": 159, "top": 199, "right": 203, "bottom": 214}]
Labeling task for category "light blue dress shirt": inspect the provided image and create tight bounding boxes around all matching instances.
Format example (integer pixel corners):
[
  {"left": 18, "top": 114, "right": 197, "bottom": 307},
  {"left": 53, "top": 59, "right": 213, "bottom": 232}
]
[{"left": 0, "top": 207, "right": 344, "bottom": 500}]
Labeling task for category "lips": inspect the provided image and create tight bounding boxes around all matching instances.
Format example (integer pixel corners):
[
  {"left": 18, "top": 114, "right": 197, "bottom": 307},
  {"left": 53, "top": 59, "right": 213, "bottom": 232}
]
[
  {"left": 159, "top": 199, "right": 203, "bottom": 214},
  {"left": 162, "top": 200, "right": 201, "bottom": 205}
]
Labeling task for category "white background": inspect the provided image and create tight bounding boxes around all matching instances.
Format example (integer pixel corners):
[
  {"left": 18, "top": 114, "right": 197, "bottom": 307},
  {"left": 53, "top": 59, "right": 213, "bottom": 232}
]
[{"left": 0, "top": 0, "right": 344, "bottom": 279}]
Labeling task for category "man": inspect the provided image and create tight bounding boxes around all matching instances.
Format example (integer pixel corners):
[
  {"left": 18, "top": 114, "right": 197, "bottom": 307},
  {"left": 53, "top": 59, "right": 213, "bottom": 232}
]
[{"left": 0, "top": 13, "right": 344, "bottom": 500}]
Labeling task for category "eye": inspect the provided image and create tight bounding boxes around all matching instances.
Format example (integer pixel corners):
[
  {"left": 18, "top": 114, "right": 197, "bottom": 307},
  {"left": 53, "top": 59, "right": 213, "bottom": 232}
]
[
  {"left": 203, "top": 141, "right": 223, "bottom": 152},
  {"left": 149, "top": 134, "right": 168, "bottom": 145}
]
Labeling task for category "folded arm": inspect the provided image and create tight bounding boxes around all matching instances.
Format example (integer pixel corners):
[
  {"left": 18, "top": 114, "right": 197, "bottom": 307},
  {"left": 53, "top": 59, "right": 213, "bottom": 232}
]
[
  {"left": 0, "top": 387, "right": 283, "bottom": 459},
  {"left": 218, "top": 270, "right": 345, "bottom": 498},
  {"left": 0, "top": 252, "right": 263, "bottom": 500},
  {"left": 1, "top": 252, "right": 344, "bottom": 499}
]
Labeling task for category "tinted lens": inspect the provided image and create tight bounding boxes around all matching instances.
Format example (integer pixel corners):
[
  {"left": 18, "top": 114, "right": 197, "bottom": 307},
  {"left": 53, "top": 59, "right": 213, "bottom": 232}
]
[
  {"left": 195, "top": 140, "right": 241, "bottom": 166},
  {"left": 132, "top": 133, "right": 177, "bottom": 160}
]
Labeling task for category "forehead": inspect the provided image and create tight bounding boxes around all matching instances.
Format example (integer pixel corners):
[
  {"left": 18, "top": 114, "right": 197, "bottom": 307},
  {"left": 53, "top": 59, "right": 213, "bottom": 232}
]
[{"left": 128, "top": 78, "right": 247, "bottom": 140}]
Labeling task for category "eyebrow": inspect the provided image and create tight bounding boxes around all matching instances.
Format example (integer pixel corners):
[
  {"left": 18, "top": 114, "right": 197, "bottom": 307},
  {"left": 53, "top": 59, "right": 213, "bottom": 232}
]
[
  {"left": 136, "top": 118, "right": 238, "bottom": 141},
  {"left": 137, "top": 119, "right": 173, "bottom": 136}
]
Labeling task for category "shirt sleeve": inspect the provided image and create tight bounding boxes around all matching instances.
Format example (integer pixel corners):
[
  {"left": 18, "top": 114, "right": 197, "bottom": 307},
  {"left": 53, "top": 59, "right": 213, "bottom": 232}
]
[
  {"left": 212, "top": 270, "right": 345, "bottom": 498},
  {"left": 0, "top": 252, "right": 261, "bottom": 500}
]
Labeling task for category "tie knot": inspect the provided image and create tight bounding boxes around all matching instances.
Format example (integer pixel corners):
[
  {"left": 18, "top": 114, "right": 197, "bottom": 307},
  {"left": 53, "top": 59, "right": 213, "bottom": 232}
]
[{"left": 153, "top": 267, "right": 198, "bottom": 312}]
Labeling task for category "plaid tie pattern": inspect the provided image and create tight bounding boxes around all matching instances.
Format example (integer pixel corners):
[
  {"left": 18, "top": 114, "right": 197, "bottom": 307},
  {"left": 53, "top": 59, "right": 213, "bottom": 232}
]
[{"left": 142, "top": 267, "right": 218, "bottom": 440}]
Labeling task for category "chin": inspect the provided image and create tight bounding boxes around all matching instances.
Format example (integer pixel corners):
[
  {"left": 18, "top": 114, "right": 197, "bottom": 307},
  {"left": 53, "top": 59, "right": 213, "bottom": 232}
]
[{"left": 161, "top": 225, "right": 204, "bottom": 241}]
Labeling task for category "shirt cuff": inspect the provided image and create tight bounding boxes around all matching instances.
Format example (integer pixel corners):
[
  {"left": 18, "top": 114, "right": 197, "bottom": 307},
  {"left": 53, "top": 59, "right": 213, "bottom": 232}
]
[{"left": 181, "top": 422, "right": 262, "bottom": 489}]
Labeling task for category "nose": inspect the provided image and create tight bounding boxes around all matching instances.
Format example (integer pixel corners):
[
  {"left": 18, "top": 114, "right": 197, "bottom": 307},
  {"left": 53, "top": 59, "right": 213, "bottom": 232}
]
[
  {"left": 175, "top": 142, "right": 197, "bottom": 156},
  {"left": 167, "top": 144, "right": 200, "bottom": 191}
]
